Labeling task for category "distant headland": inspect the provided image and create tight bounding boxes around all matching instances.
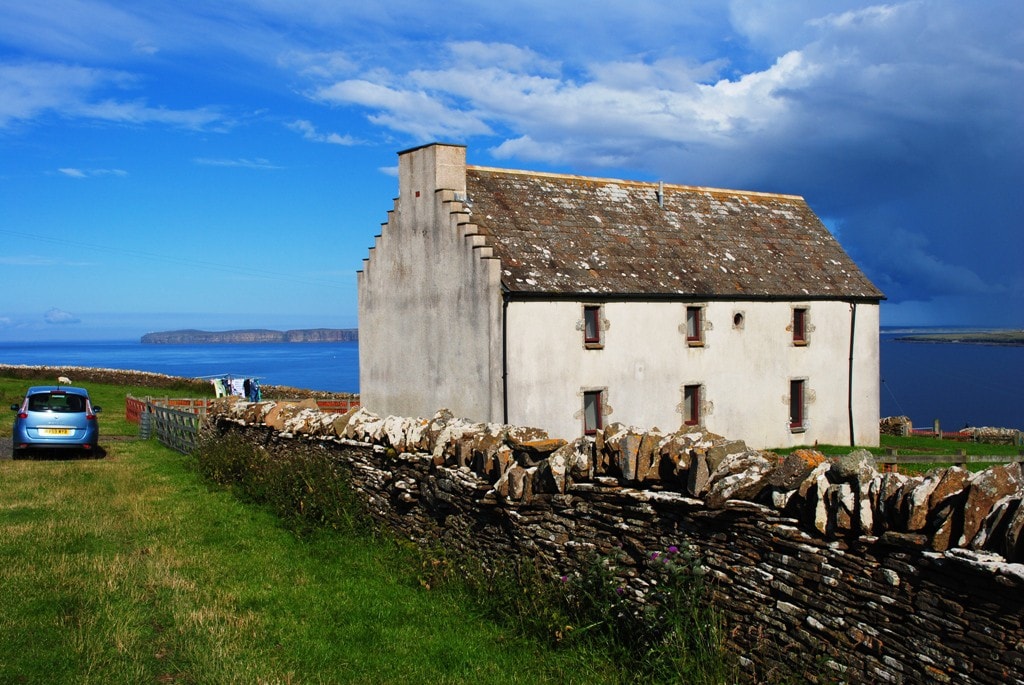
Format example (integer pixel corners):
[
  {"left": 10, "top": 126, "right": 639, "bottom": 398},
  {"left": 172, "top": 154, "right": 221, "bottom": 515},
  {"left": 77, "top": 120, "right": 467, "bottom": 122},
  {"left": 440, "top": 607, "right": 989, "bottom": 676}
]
[
  {"left": 893, "top": 329, "right": 1024, "bottom": 347},
  {"left": 141, "top": 328, "right": 358, "bottom": 344}
]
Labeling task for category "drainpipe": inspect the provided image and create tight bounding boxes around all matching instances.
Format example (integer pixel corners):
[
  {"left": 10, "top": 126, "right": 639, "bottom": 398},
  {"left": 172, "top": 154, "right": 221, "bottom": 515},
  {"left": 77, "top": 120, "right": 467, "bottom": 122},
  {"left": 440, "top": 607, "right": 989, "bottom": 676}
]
[
  {"left": 848, "top": 302, "right": 858, "bottom": 446},
  {"left": 502, "top": 291, "right": 510, "bottom": 425}
]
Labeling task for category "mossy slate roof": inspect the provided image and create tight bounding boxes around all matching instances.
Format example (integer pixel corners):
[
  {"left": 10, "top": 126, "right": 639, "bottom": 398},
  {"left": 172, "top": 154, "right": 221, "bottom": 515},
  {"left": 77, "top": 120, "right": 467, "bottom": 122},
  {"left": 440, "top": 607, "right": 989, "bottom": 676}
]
[{"left": 464, "top": 166, "right": 884, "bottom": 301}]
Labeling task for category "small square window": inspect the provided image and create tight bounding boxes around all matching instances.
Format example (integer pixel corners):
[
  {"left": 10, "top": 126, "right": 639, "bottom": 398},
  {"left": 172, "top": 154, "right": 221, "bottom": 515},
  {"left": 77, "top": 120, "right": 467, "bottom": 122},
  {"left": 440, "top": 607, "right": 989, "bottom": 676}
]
[
  {"left": 683, "top": 384, "right": 702, "bottom": 426},
  {"left": 686, "top": 306, "right": 704, "bottom": 345},
  {"left": 583, "top": 390, "right": 604, "bottom": 434},
  {"left": 789, "top": 379, "right": 806, "bottom": 431},
  {"left": 792, "top": 307, "right": 808, "bottom": 345},
  {"left": 583, "top": 305, "right": 603, "bottom": 347}
]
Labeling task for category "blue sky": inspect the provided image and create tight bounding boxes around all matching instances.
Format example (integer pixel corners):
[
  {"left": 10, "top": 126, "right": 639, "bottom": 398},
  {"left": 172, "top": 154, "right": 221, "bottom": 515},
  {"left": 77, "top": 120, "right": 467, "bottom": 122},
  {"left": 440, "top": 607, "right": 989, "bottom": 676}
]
[{"left": 1, "top": 1, "right": 1021, "bottom": 341}]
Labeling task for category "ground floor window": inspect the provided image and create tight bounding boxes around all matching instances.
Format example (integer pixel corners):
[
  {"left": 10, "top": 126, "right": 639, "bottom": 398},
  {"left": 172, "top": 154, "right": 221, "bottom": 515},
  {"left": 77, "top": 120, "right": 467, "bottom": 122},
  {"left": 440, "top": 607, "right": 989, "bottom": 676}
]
[
  {"left": 789, "top": 379, "right": 806, "bottom": 431},
  {"left": 683, "top": 384, "right": 702, "bottom": 426},
  {"left": 583, "top": 389, "right": 604, "bottom": 434}
]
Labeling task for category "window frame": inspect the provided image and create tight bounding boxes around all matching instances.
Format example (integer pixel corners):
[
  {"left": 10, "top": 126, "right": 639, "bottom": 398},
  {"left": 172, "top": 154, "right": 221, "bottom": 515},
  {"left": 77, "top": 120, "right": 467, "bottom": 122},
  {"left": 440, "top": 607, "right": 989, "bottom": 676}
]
[
  {"left": 792, "top": 306, "right": 809, "bottom": 346},
  {"left": 583, "top": 304, "right": 603, "bottom": 348},
  {"left": 789, "top": 379, "right": 806, "bottom": 432},
  {"left": 582, "top": 389, "right": 605, "bottom": 435},
  {"left": 685, "top": 305, "right": 704, "bottom": 346},
  {"left": 682, "top": 384, "right": 702, "bottom": 427}
]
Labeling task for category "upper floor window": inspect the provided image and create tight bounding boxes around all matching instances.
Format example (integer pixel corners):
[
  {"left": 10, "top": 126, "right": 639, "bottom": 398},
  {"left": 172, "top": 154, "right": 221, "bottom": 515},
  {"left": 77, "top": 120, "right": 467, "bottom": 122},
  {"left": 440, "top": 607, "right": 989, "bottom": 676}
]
[
  {"left": 583, "top": 305, "right": 603, "bottom": 348},
  {"left": 792, "top": 307, "right": 809, "bottom": 345},
  {"left": 583, "top": 389, "right": 605, "bottom": 435},
  {"left": 683, "top": 384, "right": 702, "bottom": 426},
  {"left": 685, "top": 305, "right": 704, "bottom": 346}
]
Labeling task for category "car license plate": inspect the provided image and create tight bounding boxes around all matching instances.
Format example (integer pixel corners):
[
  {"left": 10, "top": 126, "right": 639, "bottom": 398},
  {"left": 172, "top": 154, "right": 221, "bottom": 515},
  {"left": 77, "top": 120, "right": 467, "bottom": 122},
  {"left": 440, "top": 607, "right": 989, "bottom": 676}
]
[{"left": 40, "top": 428, "right": 72, "bottom": 436}]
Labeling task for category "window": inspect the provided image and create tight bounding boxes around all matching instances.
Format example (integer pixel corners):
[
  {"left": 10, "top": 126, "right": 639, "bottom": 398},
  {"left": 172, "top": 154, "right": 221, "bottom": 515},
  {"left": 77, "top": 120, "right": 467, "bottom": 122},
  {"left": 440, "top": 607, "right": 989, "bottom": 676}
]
[
  {"left": 789, "top": 379, "right": 806, "bottom": 431},
  {"left": 683, "top": 384, "right": 702, "bottom": 426},
  {"left": 583, "top": 390, "right": 604, "bottom": 434},
  {"left": 685, "top": 306, "right": 704, "bottom": 345},
  {"left": 792, "top": 307, "right": 808, "bottom": 345},
  {"left": 583, "top": 305, "right": 603, "bottom": 347}
]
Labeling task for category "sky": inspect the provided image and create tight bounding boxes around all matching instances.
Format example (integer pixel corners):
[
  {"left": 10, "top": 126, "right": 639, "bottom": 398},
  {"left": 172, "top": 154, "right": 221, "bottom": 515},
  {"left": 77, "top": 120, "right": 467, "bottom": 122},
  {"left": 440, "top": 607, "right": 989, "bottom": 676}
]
[{"left": 1, "top": 1, "right": 1022, "bottom": 341}]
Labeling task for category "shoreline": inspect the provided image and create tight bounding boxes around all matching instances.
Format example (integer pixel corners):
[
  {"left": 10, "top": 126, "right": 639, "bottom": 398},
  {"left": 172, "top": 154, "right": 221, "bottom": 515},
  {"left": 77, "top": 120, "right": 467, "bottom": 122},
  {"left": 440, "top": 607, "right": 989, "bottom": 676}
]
[
  {"left": 0, "top": 364, "right": 356, "bottom": 401},
  {"left": 893, "top": 330, "right": 1024, "bottom": 347}
]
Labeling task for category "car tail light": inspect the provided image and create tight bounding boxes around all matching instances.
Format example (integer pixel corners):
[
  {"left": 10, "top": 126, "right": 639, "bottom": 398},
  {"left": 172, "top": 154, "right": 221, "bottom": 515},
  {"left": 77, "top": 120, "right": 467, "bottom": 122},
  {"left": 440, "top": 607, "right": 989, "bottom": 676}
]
[{"left": 17, "top": 412, "right": 27, "bottom": 419}]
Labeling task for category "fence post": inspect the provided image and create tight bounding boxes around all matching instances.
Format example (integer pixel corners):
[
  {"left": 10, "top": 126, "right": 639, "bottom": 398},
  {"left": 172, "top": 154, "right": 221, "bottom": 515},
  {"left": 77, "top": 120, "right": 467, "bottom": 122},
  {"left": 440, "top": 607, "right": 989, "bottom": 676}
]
[
  {"left": 955, "top": 449, "right": 966, "bottom": 468},
  {"left": 933, "top": 419, "right": 941, "bottom": 438},
  {"left": 139, "top": 406, "right": 152, "bottom": 440},
  {"left": 883, "top": 448, "right": 898, "bottom": 473}
]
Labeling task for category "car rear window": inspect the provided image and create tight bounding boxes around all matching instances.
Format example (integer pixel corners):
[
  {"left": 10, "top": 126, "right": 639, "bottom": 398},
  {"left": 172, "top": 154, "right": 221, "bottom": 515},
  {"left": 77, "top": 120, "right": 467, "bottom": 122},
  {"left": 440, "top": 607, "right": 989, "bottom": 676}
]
[{"left": 28, "top": 393, "right": 86, "bottom": 412}]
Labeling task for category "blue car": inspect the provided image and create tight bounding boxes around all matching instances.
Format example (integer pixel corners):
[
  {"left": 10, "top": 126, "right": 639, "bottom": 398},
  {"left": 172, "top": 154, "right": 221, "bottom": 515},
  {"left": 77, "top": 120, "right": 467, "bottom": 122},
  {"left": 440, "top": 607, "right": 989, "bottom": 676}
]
[{"left": 10, "top": 386, "right": 102, "bottom": 456}]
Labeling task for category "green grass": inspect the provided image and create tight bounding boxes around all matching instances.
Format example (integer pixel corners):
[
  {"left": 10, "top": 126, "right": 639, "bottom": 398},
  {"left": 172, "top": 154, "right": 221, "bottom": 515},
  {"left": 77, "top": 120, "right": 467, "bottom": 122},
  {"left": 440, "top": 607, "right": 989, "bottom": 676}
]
[
  {"left": 772, "top": 434, "right": 1021, "bottom": 458},
  {"left": 768, "top": 434, "right": 1021, "bottom": 475},
  {"left": 1, "top": 374, "right": 631, "bottom": 683},
  {"left": 0, "top": 439, "right": 623, "bottom": 683}
]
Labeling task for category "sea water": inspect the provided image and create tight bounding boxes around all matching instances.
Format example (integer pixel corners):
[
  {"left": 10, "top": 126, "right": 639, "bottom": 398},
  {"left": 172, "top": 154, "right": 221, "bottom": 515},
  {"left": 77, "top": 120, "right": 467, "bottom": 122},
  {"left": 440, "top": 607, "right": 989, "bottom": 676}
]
[
  {"left": 0, "top": 332, "right": 1020, "bottom": 430},
  {"left": 0, "top": 340, "right": 359, "bottom": 393},
  {"left": 879, "top": 332, "right": 1022, "bottom": 431}
]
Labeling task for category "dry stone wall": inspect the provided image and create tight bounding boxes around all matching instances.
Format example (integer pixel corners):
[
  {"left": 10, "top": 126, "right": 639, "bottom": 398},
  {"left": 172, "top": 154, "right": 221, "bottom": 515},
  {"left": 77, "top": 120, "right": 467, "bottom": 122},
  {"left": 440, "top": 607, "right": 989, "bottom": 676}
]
[{"left": 208, "top": 398, "right": 1024, "bottom": 684}]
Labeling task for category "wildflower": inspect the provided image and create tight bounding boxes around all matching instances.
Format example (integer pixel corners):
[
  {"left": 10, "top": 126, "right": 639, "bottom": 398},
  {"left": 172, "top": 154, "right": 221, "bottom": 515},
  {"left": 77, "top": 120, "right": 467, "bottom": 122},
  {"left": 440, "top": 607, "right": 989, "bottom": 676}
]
[
  {"left": 667, "top": 545, "right": 679, "bottom": 554},
  {"left": 650, "top": 551, "right": 660, "bottom": 560},
  {"left": 560, "top": 575, "right": 568, "bottom": 583}
]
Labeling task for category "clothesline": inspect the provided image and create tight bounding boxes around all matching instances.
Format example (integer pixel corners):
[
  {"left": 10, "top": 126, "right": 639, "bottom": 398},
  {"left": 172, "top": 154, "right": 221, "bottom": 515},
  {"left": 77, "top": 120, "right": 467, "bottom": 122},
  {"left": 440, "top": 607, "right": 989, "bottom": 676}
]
[{"left": 208, "top": 375, "right": 262, "bottom": 402}]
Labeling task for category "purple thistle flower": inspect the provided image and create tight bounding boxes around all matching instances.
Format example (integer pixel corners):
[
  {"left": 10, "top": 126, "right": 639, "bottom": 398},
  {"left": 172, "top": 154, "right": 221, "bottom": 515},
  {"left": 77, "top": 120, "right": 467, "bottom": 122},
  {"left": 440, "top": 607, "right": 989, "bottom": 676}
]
[{"left": 668, "top": 545, "right": 679, "bottom": 554}]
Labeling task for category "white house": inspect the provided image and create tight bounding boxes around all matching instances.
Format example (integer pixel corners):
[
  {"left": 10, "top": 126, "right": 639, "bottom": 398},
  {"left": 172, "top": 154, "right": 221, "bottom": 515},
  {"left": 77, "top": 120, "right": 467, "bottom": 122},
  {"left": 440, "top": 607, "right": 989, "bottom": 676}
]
[{"left": 358, "top": 143, "right": 884, "bottom": 449}]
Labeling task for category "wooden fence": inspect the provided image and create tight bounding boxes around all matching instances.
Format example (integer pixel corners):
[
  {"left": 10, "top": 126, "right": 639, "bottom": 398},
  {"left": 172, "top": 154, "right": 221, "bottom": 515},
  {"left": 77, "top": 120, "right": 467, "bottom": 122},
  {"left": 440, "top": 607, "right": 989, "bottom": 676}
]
[
  {"left": 879, "top": 448, "right": 1024, "bottom": 472},
  {"left": 145, "top": 404, "right": 202, "bottom": 454},
  {"left": 126, "top": 394, "right": 360, "bottom": 455}
]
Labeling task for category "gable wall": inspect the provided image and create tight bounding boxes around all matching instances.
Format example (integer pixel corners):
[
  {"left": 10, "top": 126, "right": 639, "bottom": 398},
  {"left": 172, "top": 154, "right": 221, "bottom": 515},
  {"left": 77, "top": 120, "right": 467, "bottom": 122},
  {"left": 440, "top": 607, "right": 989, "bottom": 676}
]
[
  {"left": 358, "top": 145, "right": 503, "bottom": 422},
  {"left": 505, "top": 298, "right": 880, "bottom": 449}
]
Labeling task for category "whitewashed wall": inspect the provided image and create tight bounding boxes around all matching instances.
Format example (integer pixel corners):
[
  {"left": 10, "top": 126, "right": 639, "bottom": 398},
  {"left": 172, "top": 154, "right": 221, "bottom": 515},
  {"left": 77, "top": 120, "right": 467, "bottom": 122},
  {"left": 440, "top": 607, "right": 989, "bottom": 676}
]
[
  {"left": 358, "top": 145, "right": 504, "bottom": 424},
  {"left": 504, "top": 299, "right": 880, "bottom": 449}
]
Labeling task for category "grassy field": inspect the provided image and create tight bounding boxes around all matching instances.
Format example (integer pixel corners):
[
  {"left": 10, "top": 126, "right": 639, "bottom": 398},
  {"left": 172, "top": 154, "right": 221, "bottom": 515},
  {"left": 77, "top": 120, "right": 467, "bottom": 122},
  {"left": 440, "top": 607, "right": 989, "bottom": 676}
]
[
  {"left": 0, "top": 376, "right": 622, "bottom": 684},
  {"left": 770, "top": 433, "right": 1020, "bottom": 457}
]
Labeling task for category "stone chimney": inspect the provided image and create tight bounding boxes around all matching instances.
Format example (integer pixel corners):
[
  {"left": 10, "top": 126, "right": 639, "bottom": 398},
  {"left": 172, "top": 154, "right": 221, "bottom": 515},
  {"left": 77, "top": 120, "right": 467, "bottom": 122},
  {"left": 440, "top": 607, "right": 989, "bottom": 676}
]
[{"left": 397, "top": 143, "right": 467, "bottom": 202}]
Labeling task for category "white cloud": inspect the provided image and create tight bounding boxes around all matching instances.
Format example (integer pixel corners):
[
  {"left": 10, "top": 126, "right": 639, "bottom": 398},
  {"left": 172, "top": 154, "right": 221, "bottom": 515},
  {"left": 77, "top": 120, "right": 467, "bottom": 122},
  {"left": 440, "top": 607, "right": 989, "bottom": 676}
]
[
  {"left": 44, "top": 307, "right": 80, "bottom": 325},
  {"left": 0, "top": 60, "right": 229, "bottom": 131},
  {"left": 193, "top": 157, "right": 283, "bottom": 170},
  {"left": 315, "top": 79, "right": 493, "bottom": 140},
  {"left": 0, "top": 255, "right": 58, "bottom": 266},
  {"left": 58, "top": 167, "right": 128, "bottom": 178},
  {"left": 446, "top": 41, "right": 559, "bottom": 75},
  {"left": 287, "top": 119, "right": 356, "bottom": 145}
]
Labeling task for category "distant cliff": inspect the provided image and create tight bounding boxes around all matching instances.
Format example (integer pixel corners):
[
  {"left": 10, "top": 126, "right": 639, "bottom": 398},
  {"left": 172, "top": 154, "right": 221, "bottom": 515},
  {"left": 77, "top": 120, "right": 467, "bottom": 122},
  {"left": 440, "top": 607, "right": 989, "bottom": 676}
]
[
  {"left": 894, "top": 330, "right": 1024, "bottom": 346},
  {"left": 141, "top": 328, "right": 358, "bottom": 344}
]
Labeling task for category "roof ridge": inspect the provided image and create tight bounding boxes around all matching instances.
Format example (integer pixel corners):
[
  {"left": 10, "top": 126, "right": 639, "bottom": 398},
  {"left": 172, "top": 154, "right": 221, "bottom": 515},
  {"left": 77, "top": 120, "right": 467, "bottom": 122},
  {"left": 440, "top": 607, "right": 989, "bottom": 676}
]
[{"left": 466, "top": 164, "right": 804, "bottom": 201}]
